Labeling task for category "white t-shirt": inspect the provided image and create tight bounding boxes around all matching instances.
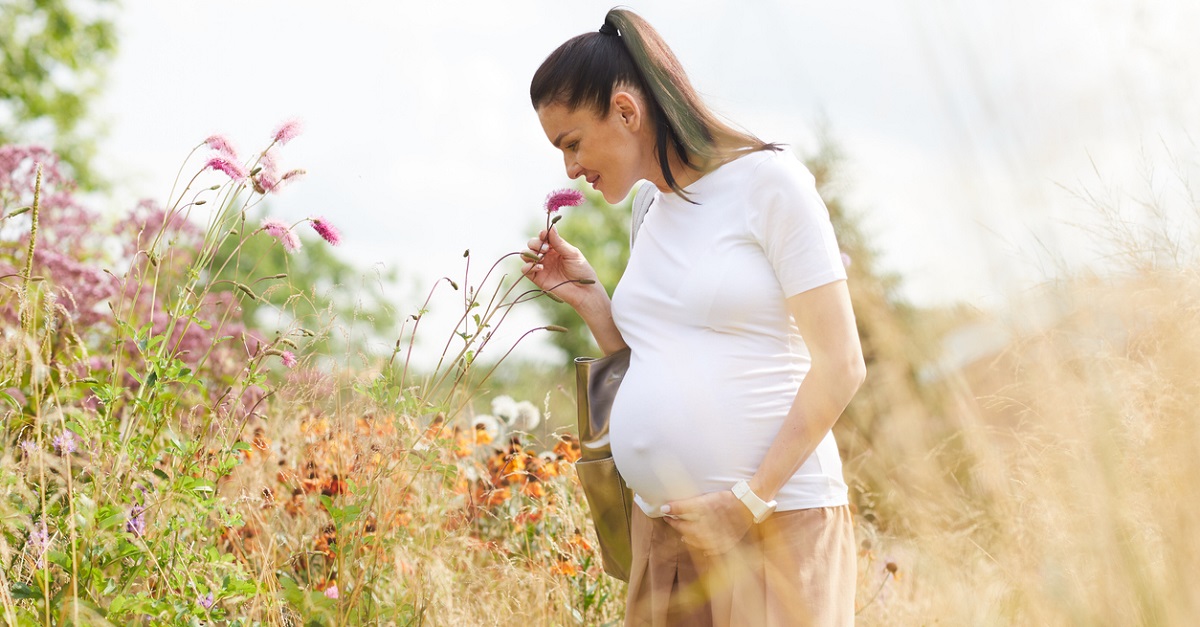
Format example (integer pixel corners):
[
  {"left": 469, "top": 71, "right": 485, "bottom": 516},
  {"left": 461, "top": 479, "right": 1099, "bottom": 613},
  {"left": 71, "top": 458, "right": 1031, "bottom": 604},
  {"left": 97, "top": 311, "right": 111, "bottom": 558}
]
[{"left": 609, "top": 149, "right": 849, "bottom": 515}]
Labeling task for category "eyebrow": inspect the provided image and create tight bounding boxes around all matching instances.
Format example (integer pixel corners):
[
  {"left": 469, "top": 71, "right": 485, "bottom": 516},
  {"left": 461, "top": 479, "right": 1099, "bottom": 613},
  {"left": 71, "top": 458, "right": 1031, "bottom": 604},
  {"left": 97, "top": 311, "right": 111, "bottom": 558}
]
[{"left": 552, "top": 130, "right": 574, "bottom": 149}]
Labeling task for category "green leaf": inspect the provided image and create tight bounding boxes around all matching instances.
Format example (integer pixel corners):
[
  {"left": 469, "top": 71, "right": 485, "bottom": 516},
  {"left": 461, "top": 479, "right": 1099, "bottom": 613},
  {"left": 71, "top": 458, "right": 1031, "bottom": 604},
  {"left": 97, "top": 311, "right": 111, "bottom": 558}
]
[
  {"left": 0, "top": 389, "right": 20, "bottom": 410},
  {"left": 11, "top": 582, "right": 42, "bottom": 600}
]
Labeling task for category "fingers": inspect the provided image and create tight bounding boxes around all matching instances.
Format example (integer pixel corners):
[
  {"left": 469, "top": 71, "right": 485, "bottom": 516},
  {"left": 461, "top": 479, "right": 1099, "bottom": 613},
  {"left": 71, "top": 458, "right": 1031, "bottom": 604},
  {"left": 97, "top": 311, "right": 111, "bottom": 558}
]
[{"left": 525, "top": 236, "right": 550, "bottom": 254}]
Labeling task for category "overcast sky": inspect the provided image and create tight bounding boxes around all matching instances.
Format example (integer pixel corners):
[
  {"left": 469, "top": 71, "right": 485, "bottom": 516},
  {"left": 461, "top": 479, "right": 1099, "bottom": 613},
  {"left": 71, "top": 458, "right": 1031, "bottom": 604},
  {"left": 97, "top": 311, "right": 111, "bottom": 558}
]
[{"left": 91, "top": 0, "right": 1200, "bottom": 361}]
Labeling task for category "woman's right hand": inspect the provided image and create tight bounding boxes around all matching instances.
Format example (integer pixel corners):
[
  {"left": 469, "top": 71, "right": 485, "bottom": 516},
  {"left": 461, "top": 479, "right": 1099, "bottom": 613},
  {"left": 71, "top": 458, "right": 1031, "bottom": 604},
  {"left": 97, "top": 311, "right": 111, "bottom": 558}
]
[{"left": 522, "top": 227, "right": 601, "bottom": 307}]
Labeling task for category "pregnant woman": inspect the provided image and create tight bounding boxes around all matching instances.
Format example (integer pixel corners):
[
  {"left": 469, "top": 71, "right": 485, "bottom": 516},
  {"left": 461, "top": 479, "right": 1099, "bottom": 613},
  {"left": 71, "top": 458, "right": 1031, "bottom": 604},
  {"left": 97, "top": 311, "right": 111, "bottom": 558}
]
[{"left": 522, "top": 9, "right": 865, "bottom": 626}]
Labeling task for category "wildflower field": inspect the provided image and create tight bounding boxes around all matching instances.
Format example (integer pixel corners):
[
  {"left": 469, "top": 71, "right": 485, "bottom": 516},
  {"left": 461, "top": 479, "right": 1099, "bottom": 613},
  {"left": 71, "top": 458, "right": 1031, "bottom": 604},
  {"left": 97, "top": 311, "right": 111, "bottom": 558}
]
[{"left": 2, "top": 125, "right": 1200, "bottom": 626}]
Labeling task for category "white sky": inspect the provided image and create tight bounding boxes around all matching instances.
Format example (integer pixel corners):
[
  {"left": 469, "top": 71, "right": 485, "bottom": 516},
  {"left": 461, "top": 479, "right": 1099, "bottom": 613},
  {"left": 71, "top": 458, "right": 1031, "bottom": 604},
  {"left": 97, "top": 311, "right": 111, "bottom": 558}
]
[{"left": 91, "top": 0, "right": 1200, "bottom": 361}]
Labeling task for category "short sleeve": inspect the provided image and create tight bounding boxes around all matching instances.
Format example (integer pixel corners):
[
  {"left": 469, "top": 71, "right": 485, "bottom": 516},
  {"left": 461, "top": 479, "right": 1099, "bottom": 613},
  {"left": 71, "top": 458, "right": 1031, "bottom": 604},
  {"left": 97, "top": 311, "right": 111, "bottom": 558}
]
[{"left": 745, "top": 153, "right": 847, "bottom": 297}]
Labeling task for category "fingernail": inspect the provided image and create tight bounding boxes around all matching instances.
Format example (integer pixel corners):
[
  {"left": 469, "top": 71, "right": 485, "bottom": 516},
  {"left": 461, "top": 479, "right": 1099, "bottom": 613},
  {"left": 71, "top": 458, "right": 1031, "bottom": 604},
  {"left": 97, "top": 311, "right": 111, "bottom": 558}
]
[
  {"left": 660, "top": 504, "right": 671, "bottom": 515},
  {"left": 541, "top": 244, "right": 549, "bottom": 252}
]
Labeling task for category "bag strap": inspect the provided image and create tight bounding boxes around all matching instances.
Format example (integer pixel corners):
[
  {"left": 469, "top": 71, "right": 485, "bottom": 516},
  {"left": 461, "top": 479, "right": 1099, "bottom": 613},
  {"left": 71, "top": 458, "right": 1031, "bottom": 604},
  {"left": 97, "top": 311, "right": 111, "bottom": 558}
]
[{"left": 630, "top": 182, "right": 655, "bottom": 249}]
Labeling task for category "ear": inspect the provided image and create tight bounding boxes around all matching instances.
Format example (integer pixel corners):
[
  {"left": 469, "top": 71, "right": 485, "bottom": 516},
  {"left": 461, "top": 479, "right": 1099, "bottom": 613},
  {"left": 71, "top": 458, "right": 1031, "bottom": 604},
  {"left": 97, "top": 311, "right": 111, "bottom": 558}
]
[{"left": 611, "top": 91, "right": 643, "bottom": 131}]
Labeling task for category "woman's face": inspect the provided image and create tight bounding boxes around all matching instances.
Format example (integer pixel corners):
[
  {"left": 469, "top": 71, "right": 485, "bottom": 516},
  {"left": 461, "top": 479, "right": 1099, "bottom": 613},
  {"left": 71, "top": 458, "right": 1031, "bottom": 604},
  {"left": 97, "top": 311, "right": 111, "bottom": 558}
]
[{"left": 536, "top": 93, "right": 648, "bottom": 204}]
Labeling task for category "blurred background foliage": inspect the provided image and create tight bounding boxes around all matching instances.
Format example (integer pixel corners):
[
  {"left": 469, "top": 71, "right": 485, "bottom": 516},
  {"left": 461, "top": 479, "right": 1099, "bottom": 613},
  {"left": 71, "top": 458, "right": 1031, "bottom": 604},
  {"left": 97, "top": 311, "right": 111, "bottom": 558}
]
[
  {"left": 0, "top": 0, "right": 118, "bottom": 189},
  {"left": 210, "top": 208, "right": 402, "bottom": 362}
]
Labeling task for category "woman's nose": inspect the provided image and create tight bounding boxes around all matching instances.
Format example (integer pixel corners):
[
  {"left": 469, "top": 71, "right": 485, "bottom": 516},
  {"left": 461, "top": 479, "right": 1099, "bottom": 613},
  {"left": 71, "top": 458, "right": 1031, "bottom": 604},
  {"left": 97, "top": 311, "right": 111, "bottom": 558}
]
[{"left": 565, "top": 159, "right": 583, "bottom": 180}]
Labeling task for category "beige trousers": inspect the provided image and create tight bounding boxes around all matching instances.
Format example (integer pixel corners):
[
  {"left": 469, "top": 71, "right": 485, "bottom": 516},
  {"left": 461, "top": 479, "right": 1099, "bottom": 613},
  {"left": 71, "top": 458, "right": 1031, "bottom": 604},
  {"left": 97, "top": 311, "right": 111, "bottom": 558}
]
[{"left": 624, "top": 505, "right": 856, "bottom": 627}]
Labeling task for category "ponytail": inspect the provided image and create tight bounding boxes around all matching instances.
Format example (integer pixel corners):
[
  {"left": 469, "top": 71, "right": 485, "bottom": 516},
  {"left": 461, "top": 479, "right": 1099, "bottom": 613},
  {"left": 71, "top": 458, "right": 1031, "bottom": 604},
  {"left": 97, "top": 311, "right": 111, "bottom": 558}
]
[{"left": 531, "top": 9, "right": 778, "bottom": 198}]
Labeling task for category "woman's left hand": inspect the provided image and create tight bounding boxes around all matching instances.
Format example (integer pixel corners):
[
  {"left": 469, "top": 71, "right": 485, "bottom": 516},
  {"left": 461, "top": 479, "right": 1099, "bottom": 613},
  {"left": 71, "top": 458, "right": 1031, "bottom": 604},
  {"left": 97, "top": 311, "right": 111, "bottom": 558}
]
[{"left": 662, "top": 491, "right": 755, "bottom": 556}]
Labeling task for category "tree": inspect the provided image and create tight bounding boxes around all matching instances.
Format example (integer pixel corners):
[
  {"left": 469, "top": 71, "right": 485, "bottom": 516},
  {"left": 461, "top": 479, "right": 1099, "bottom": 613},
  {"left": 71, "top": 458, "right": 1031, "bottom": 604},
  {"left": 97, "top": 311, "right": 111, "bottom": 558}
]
[{"left": 0, "top": 0, "right": 117, "bottom": 189}]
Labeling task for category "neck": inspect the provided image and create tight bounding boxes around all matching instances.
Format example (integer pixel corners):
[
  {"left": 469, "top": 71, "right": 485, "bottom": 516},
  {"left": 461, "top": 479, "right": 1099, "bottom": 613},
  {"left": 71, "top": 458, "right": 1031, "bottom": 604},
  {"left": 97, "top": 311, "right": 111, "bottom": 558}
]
[{"left": 646, "top": 147, "right": 708, "bottom": 194}]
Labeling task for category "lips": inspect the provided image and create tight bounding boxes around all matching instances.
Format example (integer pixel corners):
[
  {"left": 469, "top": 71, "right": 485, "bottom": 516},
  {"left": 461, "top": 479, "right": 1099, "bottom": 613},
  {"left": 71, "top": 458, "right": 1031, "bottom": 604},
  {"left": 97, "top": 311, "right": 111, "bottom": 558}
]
[{"left": 587, "top": 175, "right": 600, "bottom": 190}]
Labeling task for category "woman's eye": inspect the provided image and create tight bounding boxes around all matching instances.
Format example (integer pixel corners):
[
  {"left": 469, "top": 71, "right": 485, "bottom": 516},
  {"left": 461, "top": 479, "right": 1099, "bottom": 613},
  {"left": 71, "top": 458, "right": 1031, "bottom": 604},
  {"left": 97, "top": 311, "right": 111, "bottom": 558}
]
[{"left": 567, "top": 141, "right": 579, "bottom": 151}]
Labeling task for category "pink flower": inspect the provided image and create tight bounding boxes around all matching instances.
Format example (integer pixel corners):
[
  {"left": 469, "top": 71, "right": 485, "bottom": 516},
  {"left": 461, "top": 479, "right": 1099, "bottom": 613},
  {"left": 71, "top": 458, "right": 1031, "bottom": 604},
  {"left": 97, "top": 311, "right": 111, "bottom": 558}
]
[
  {"left": 309, "top": 217, "right": 340, "bottom": 245},
  {"left": 205, "top": 134, "right": 238, "bottom": 159},
  {"left": 323, "top": 583, "right": 339, "bottom": 599},
  {"left": 206, "top": 156, "right": 248, "bottom": 182},
  {"left": 260, "top": 218, "right": 301, "bottom": 252},
  {"left": 253, "top": 172, "right": 278, "bottom": 195},
  {"left": 544, "top": 188, "right": 584, "bottom": 213},
  {"left": 272, "top": 119, "right": 303, "bottom": 145},
  {"left": 280, "top": 350, "right": 297, "bottom": 368}
]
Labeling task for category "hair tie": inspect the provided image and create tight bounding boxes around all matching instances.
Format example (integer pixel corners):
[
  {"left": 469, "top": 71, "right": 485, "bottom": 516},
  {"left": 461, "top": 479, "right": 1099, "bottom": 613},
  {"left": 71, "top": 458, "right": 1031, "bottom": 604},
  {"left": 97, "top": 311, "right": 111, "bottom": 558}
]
[{"left": 599, "top": 22, "right": 618, "bottom": 36}]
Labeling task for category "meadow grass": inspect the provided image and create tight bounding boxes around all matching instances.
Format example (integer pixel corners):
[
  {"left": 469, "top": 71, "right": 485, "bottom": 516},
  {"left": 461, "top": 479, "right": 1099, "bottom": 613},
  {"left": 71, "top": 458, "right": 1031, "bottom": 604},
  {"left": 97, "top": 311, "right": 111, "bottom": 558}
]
[{"left": 1, "top": 134, "right": 1198, "bottom": 625}]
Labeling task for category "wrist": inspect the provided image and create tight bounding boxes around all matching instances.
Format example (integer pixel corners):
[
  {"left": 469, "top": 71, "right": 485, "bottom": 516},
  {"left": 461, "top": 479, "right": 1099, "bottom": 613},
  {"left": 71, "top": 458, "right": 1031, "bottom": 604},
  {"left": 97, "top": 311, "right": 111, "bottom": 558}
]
[{"left": 732, "top": 480, "right": 778, "bottom": 524}]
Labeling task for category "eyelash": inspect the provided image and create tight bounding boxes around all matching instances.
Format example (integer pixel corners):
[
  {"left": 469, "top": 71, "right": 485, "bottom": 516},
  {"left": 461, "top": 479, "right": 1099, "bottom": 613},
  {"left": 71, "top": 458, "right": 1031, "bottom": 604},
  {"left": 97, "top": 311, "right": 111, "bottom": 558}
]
[{"left": 567, "top": 141, "right": 579, "bottom": 151}]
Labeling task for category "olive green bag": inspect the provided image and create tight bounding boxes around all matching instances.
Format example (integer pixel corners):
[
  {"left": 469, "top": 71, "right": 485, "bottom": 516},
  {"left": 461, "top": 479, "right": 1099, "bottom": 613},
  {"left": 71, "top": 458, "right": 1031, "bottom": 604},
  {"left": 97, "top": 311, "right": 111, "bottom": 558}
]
[{"left": 572, "top": 183, "right": 654, "bottom": 582}]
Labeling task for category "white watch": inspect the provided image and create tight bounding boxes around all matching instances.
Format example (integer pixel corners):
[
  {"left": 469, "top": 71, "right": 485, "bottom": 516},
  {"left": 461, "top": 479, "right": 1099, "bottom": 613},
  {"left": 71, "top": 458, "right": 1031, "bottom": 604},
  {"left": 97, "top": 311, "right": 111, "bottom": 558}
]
[{"left": 732, "top": 480, "right": 777, "bottom": 523}]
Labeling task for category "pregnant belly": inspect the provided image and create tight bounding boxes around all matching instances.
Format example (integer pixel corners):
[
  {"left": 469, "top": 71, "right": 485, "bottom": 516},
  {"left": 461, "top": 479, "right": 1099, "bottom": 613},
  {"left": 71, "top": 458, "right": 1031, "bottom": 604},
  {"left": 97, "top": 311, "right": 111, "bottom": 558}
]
[{"left": 608, "top": 362, "right": 791, "bottom": 511}]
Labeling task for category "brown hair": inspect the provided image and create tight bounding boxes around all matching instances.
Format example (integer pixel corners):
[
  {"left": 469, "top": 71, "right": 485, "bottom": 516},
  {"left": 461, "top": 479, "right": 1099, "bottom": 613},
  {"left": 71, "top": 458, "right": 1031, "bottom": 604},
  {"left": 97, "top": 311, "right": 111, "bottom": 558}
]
[{"left": 530, "top": 8, "right": 779, "bottom": 197}]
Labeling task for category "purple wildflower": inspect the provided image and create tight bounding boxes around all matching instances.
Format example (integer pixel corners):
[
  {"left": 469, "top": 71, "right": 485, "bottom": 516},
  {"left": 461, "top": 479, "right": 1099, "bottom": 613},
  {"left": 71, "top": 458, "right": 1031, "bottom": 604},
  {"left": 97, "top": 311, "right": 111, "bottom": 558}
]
[
  {"left": 199, "top": 592, "right": 215, "bottom": 610},
  {"left": 206, "top": 156, "right": 248, "bottom": 182},
  {"left": 52, "top": 430, "right": 77, "bottom": 455},
  {"left": 544, "top": 188, "right": 584, "bottom": 213},
  {"left": 280, "top": 351, "right": 298, "bottom": 368},
  {"left": 309, "top": 217, "right": 341, "bottom": 245},
  {"left": 324, "top": 583, "right": 339, "bottom": 599},
  {"left": 272, "top": 119, "right": 303, "bottom": 145},
  {"left": 205, "top": 134, "right": 238, "bottom": 159},
  {"left": 19, "top": 439, "right": 37, "bottom": 458},
  {"left": 29, "top": 521, "right": 50, "bottom": 568},
  {"left": 260, "top": 218, "right": 301, "bottom": 252},
  {"left": 126, "top": 505, "right": 146, "bottom": 537}
]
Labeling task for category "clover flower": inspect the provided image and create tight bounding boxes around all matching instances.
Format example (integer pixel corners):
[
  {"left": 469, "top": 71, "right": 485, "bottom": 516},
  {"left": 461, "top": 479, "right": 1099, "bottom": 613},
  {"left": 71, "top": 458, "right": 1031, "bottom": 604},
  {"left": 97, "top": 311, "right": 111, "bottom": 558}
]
[
  {"left": 272, "top": 119, "right": 303, "bottom": 145},
  {"left": 199, "top": 592, "right": 215, "bottom": 610},
  {"left": 53, "top": 430, "right": 77, "bottom": 455},
  {"left": 260, "top": 218, "right": 301, "bottom": 252},
  {"left": 544, "top": 188, "right": 584, "bottom": 213},
  {"left": 309, "top": 216, "right": 341, "bottom": 246},
  {"left": 206, "top": 156, "right": 248, "bottom": 182},
  {"left": 19, "top": 439, "right": 37, "bottom": 458},
  {"left": 324, "top": 583, "right": 339, "bottom": 599}
]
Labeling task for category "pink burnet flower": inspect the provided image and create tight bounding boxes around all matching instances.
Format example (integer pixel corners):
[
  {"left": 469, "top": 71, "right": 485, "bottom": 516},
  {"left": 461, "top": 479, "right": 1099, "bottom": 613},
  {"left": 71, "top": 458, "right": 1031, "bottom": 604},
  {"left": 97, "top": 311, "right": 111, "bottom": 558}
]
[
  {"left": 204, "top": 134, "right": 238, "bottom": 160},
  {"left": 260, "top": 218, "right": 301, "bottom": 252},
  {"left": 324, "top": 583, "right": 339, "bottom": 599},
  {"left": 544, "top": 188, "right": 585, "bottom": 213},
  {"left": 280, "top": 351, "right": 298, "bottom": 368},
  {"left": 309, "top": 216, "right": 341, "bottom": 245},
  {"left": 206, "top": 155, "right": 248, "bottom": 182},
  {"left": 253, "top": 172, "right": 278, "bottom": 195},
  {"left": 272, "top": 119, "right": 303, "bottom": 145}
]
